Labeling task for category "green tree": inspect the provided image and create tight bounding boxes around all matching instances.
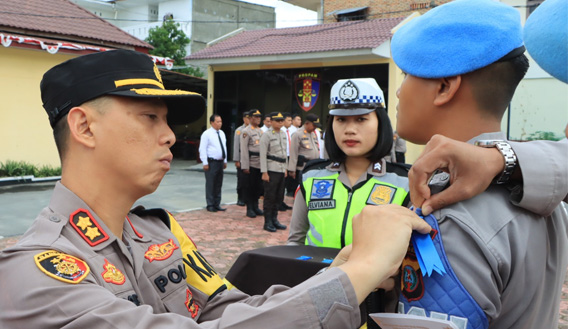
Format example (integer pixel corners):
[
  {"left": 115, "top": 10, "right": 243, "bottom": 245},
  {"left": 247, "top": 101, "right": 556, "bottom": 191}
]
[{"left": 145, "top": 19, "right": 204, "bottom": 77}]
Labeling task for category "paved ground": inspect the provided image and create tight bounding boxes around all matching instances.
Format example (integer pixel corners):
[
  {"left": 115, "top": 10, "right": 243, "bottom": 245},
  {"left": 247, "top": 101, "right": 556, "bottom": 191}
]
[{"left": 0, "top": 160, "right": 566, "bottom": 327}]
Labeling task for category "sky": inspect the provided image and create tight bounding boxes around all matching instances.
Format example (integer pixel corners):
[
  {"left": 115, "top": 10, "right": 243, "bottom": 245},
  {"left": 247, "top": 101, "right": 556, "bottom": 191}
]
[{"left": 238, "top": 0, "right": 318, "bottom": 28}]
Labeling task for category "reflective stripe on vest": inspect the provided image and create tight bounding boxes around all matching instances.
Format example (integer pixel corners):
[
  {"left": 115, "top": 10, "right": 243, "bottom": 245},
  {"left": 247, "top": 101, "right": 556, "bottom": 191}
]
[
  {"left": 303, "top": 173, "right": 408, "bottom": 248},
  {"left": 398, "top": 214, "right": 488, "bottom": 329}
]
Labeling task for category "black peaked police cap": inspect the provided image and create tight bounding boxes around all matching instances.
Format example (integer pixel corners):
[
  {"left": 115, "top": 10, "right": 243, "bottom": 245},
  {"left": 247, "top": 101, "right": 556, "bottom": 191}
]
[{"left": 41, "top": 49, "right": 206, "bottom": 128}]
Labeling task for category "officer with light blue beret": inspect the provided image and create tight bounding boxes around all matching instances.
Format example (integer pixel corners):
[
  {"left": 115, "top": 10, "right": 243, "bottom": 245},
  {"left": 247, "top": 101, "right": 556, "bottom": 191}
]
[{"left": 390, "top": 0, "right": 568, "bottom": 328}]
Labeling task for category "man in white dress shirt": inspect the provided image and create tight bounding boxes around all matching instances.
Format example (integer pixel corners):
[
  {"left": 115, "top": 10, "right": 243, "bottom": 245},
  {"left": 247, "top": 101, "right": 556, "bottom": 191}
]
[
  {"left": 260, "top": 114, "right": 271, "bottom": 132},
  {"left": 199, "top": 114, "right": 227, "bottom": 212}
]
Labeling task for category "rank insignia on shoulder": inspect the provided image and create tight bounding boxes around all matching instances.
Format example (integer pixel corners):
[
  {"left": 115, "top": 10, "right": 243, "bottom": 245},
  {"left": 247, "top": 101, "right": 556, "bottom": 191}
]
[
  {"left": 144, "top": 239, "right": 179, "bottom": 262},
  {"left": 34, "top": 250, "right": 90, "bottom": 284},
  {"left": 102, "top": 259, "right": 125, "bottom": 285},
  {"left": 367, "top": 184, "right": 396, "bottom": 205},
  {"left": 70, "top": 209, "right": 109, "bottom": 247},
  {"left": 236, "top": 130, "right": 241, "bottom": 135},
  {"left": 372, "top": 161, "right": 385, "bottom": 174}
]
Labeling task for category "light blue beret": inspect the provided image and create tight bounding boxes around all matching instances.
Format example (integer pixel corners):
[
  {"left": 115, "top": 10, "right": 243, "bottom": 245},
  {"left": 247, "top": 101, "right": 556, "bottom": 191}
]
[
  {"left": 391, "top": 0, "right": 524, "bottom": 78},
  {"left": 524, "top": 0, "right": 568, "bottom": 83}
]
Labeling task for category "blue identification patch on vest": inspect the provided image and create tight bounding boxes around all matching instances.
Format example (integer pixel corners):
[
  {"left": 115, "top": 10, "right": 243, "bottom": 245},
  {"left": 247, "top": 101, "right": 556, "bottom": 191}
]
[
  {"left": 308, "top": 179, "right": 336, "bottom": 210},
  {"left": 366, "top": 183, "right": 396, "bottom": 205}
]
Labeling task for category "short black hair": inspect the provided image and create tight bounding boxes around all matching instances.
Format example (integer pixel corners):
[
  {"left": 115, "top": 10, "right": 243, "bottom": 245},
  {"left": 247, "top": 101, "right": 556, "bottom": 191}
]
[
  {"left": 292, "top": 114, "right": 301, "bottom": 120},
  {"left": 209, "top": 114, "right": 221, "bottom": 123},
  {"left": 324, "top": 108, "right": 393, "bottom": 163},
  {"left": 466, "top": 53, "right": 529, "bottom": 119},
  {"left": 283, "top": 112, "right": 292, "bottom": 119}
]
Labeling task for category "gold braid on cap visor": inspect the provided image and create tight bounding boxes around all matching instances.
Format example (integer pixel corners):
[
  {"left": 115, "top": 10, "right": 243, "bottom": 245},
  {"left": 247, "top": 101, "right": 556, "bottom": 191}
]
[{"left": 114, "top": 78, "right": 200, "bottom": 96}]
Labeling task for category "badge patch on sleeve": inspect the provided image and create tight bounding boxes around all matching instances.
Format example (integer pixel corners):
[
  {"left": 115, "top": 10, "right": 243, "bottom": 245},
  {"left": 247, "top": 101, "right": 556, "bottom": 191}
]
[
  {"left": 34, "top": 250, "right": 90, "bottom": 284},
  {"left": 144, "top": 239, "right": 179, "bottom": 262},
  {"left": 70, "top": 209, "right": 109, "bottom": 247},
  {"left": 102, "top": 259, "right": 126, "bottom": 285},
  {"left": 185, "top": 288, "right": 200, "bottom": 318},
  {"left": 366, "top": 184, "right": 396, "bottom": 205}
]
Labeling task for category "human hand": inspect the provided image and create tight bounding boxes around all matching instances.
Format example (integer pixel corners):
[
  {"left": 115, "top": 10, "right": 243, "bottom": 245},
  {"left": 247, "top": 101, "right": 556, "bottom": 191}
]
[
  {"left": 235, "top": 161, "right": 241, "bottom": 169},
  {"left": 289, "top": 171, "right": 296, "bottom": 179},
  {"left": 262, "top": 172, "right": 269, "bottom": 182},
  {"left": 203, "top": 165, "right": 209, "bottom": 171},
  {"left": 223, "top": 163, "right": 227, "bottom": 169},
  {"left": 331, "top": 244, "right": 398, "bottom": 291},
  {"left": 409, "top": 134, "right": 503, "bottom": 215},
  {"left": 243, "top": 169, "right": 250, "bottom": 174},
  {"left": 338, "top": 205, "right": 431, "bottom": 303}
]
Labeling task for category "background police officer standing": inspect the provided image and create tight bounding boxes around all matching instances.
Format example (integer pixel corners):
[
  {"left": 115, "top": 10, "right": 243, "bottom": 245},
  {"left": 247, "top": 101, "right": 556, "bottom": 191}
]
[
  {"left": 260, "top": 112, "right": 288, "bottom": 232},
  {"left": 288, "top": 113, "right": 321, "bottom": 182},
  {"left": 233, "top": 110, "right": 250, "bottom": 206},
  {"left": 240, "top": 110, "right": 264, "bottom": 218}
]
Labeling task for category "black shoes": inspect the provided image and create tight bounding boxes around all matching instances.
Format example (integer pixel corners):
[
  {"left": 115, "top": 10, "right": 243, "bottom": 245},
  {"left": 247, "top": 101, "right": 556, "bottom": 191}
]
[
  {"left": 272, "top": 219, "right": 287, "bottom": 230},
  {"left": 278, "top": 202, "right": 292, "bottom": 211},
  {"left": 206, "top": 206, "right": 217, "bottom": 212},
  {"left": 214, "top": 206, "right": 227, "bottom": 211},
  {"left": 263, "top": 214, "right": 277, "bottom": 232},
  {"left": 236, "top": 200, "right": 246, "bottom": 206},
  {"left": 246, "top": 208, "right": 257, "bottom": 218}
]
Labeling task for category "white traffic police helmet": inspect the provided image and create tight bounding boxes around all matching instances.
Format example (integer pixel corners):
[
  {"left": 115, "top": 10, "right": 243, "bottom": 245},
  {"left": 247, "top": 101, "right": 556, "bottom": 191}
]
[{"left": 328, "top": 78, "right": 386, "bottom": 116}]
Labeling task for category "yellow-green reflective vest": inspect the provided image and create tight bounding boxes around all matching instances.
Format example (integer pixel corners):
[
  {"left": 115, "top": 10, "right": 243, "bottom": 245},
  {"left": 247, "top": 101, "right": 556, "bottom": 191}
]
[{"left": 303, "top": 171, "right": 408, "bottom": 248}]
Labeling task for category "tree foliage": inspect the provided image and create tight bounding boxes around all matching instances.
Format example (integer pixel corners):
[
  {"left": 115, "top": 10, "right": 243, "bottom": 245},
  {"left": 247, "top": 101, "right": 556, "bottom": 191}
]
[{"left": 145, "top": 19, "right": 204, "bottom": 77}]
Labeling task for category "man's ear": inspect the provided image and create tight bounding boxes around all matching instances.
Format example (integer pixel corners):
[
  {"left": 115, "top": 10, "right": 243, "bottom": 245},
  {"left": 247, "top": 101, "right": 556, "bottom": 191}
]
[
  {"left": 67, "top": 106, "right": 95, "bottom": 148},
  {"left": 433, "top": 76, "right": 461, "bottom": 106}
]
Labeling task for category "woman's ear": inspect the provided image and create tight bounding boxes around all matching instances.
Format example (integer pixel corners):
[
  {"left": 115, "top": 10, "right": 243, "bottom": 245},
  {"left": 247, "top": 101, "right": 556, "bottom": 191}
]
[
  {"left": 67, "top": 106, "right": 95, "bottom": 149},
  {"left": 433, "top": 75, "right": 461, "bottom": 106}
]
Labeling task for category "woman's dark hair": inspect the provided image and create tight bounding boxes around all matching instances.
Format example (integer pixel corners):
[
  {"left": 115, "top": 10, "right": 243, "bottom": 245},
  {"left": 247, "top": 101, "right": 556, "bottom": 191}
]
[{"left": 324, "top": 107, "right": 393, "bottom": 163}]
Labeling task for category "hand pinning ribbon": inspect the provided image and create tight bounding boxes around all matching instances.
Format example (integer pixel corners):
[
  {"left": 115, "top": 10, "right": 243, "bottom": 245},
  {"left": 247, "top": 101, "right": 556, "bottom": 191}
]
[{"left": 411, "top": 207, "right": 446, "bottom": 277}]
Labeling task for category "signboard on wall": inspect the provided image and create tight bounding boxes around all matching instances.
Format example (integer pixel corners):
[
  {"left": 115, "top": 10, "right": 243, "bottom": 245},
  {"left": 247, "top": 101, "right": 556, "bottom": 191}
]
[{"left": 294, "top": 72, "right": 320, "bottom": 111}]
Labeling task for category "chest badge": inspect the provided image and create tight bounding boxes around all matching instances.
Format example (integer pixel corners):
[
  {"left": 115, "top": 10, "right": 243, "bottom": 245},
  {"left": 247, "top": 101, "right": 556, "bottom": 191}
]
[
  {"left": 70, "top": 209, "right": 109, "bottom": 247},
  {"left": 311, "top": 179, "right": 335, "bottom": 199},
  {"left": 144, "top": 239, "right": 179, "bottom": 262},
  {"left": 34, "top": 250, "right": 90, "bottom": 284},
  {"left": 366, "top": 184, "right": 396, "bottom": 205},
  {"left": 102, "top": 259, "right": 125, "bottom": 285}
]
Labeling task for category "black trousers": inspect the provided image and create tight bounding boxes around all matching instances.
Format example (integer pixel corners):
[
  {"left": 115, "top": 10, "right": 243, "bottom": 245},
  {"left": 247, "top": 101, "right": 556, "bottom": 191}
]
[
  {"left": 395, "top": 152, "right": 406, "bottom": 164},
  {"left": 263, "top": 171, "right": 286, "bottom": 214},
  {"left": 285, "top": 171, "right": 300, "bottom": 196},
  {"left": 205, "top": 160, "right": 224, "bottom": 207},
  {"left": 236, "top": 168, "right": 245, "bottom": 200},
  {"left": 243, "top": 167, "right": 263, "bottom": 204}
]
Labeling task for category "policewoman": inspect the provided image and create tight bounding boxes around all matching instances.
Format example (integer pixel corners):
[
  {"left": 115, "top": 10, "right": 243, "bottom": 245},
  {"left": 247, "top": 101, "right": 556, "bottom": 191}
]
[
  {"left": 259, "top": 112, "right": 288, "bottom": 232},
  {"left": 239, "top": 109, "right": 265, "bottom": 218},
  {"left": 287, "top": 78, "right": 409, "bottom": 248}
]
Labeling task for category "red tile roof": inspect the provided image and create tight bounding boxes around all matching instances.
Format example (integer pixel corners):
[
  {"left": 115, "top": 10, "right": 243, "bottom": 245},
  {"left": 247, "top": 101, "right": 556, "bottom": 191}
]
[
  {"left": 186, "top": 17, "right": 404, "bottom": 60},
  {"left": 0, "top": 0, "right": 151, "bottom": 49}
]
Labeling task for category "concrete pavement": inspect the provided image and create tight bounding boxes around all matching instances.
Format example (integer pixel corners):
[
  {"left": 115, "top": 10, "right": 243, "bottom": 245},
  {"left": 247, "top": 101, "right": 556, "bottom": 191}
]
[{"left": 0, "top": 162, "right": 566, "bottom": 327}]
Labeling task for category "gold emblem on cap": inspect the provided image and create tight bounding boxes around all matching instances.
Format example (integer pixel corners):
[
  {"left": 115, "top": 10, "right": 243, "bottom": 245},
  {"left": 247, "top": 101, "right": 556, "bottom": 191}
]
[
  {"left": 273, "top": 112, "right": 283, "bottom": 118},
  {"left": 153, "top": 63, "right": 163, "bottom": 85}
]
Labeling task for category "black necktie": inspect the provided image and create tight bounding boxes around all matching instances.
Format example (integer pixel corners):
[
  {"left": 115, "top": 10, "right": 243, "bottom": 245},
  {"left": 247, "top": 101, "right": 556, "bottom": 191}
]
[{"left": 217, "top": 130, "right": 226, "bottom": 159}]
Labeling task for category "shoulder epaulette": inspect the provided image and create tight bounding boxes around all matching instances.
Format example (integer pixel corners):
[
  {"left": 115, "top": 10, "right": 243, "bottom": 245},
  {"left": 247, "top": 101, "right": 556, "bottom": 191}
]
[
  {"left": 386, "top": 161, "right": 412, "bottom": 177},
  {"left": 131, "top": 206, "right": 171, "bottom": 229},
  {"left": 302, "top": 158, "right": 331, "bottom": 174}
]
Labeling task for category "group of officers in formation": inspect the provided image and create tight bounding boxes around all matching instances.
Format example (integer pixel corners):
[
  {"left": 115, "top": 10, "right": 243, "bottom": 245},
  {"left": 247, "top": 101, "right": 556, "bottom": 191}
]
[{"left": 233, "top": 110, "right": 322, "bottom": 232}]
